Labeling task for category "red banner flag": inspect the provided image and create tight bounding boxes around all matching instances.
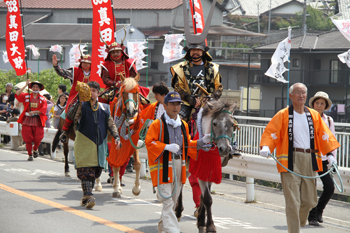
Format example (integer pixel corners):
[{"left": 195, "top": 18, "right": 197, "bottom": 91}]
[
  {"left": 5, "top": 0, "right": 27, "bottom": 76},
  {"left": 90, "top": 0, "right": 115, "bottom": 88}
]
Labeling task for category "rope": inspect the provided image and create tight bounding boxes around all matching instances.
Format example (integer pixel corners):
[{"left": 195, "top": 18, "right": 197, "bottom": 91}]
[
  {"left": 268, "top": 153, "right": 344, "bottom": 193},
  {"left": 127, "top": 119, "right": 151, "bottom": 149}
]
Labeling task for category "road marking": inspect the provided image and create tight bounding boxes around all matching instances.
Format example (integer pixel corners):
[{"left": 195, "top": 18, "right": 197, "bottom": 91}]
[{"left": 0, "top": 183, "right": 143, "bottom": 233}]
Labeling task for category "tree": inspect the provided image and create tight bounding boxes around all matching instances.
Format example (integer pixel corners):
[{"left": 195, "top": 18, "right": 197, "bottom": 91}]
[{"left": 0, "top": 68, "right": 71, "bottom": 102}]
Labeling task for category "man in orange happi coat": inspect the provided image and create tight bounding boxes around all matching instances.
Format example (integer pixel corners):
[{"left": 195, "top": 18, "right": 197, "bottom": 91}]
[
  {"left": 145, "top": 91, "right": 210, "bottom": 233},
  {"left": 260, "top": 83, "right": 340, "bottom": 233}
]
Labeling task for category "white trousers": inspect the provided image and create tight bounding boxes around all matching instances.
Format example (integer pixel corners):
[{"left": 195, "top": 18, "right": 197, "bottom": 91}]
[{"left": 157, "top": 159, "right": 183, "bottom": 233}]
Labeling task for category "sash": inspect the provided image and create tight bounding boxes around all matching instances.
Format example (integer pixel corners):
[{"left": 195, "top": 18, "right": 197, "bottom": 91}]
[
  {"left": 160, "top": 114, "right": 188, "bottom": 183},
  {"left": 288, "top": 105, "right": 318, "bottom": 171}
]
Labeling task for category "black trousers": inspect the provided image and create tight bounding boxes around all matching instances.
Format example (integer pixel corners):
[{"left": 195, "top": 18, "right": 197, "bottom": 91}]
[{"left": 308, "top": 160, "right": 335, "bottom": 220}]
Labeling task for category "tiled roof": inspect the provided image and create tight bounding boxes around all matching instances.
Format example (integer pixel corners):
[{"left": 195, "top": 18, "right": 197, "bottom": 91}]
[
  {"left": 1, "top": 23, "right": 126, "bottom": 41},
  {"left": 253, "top": 30, "right": 350, "bottom": 51},
  {"left": 174, "top": 25, "right": 267, "bottom": 37},
  {"left": 0, "top": 0, "right": 183, "bottom": 10},
  {"left": 0, "top": 12, "right": 51, "bottom": 38},
  {"left": 230, "top": 0, "right": 304, "bottom": 17}
]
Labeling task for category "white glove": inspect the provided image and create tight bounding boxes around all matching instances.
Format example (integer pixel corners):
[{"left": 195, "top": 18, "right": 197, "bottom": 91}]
[
  {"left": 260, "top": 146, "right": 271, "bottom": 158},
  {"left": 115, "top": 138, "right": 121, "bottom": 149},
  {"left": 25, "top": 112, "right": 30, "bottom": 116},
  {"left": 327, "top": 155, "right": 337, "bottom": 166},
  {"left": 147, "top": 120, "right": 153, "bottom": 127},
  {"left": 202, "top": 134, "right": 211, "bottom": 144},
  {"left": 164, "top": 144, "right": 180, "bottom": 153},
  {"left": 137, "top": 140, "right": 144, "bottom": 147},
  {"left": 125, "top": 119, "right": 134, "bottom": 126}
]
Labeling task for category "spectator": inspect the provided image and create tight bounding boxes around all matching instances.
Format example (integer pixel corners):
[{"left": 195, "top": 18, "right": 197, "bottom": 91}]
[
  {"left": 6, "top": 108, "right": 24, "bottom": 150},
  {"left": 43, "top": 94, "right": 54, "bottom": 128},
  {"left": 53, "top": 93, "right": 67, "bottom": 129},
  {"left": 58, "top": 84, "right": 67, "bottom": 95},
  {"left": 0, "top": 83, "right": 15, "bottom": 104}
]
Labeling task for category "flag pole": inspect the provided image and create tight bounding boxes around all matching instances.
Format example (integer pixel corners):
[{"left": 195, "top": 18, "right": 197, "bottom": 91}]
[
  {"left": 287, "top": 26, "right": 291, "bottom": 106},
  {"left": 19, "top": 0, "right": 31, "bottom": 110}
]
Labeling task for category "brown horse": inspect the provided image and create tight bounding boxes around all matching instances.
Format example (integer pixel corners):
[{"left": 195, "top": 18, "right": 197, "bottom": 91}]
[{"left": 108, "top": 74, "right": 143, "bottom": 198}]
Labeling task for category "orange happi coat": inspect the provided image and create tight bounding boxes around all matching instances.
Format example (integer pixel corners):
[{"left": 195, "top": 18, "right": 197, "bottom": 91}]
[
  {"left": 145, "top": 118, "right": 198, "bottom": 187},
  {"left": 260, "top": 107, "right": 340, "bottom": 173}
]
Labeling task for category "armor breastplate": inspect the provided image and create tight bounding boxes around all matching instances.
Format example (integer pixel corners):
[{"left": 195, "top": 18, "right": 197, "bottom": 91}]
[{"left": 114, "top": 61, "right": 126, "bottom": 81}]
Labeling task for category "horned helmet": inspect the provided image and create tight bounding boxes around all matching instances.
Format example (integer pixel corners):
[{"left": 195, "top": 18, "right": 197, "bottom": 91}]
[
  {"left": 182, "top": 0, "right": 215, "bottom": 62},
  {"left": 77, "top": 40, "right": 91, "bottom": 68},
  {"left": 100, "top": 26, "right": 129, "bottom": 61}
]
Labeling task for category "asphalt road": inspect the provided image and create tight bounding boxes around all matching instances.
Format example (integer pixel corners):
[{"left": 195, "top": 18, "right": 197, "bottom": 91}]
[{"left": 0, "top": 148, "right": 349, "bottom": 233}]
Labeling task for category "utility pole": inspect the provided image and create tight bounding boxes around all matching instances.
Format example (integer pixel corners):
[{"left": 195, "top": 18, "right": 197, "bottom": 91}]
[
  {"left": 302, "top": 0, "right": 307, "bottom": 35},
  {"left": 257, "top": 2, "right": 260, "bottom": 33},
  {"left": 267, "top": 0, "right": 271, "bottom": 43}
]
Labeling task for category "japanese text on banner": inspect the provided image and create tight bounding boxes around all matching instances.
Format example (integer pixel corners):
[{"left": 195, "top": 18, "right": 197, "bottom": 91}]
[
  {"left": 5, "top": 0, "right": 27, "bottom": 75},
  {"left": 90, "top": 0, "right": 115, "bottom": 88}
]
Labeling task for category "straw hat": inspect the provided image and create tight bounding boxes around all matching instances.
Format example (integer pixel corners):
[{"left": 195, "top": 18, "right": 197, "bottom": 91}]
[{"left": 309, "top": 91, "right": 332, "bottom": 111}]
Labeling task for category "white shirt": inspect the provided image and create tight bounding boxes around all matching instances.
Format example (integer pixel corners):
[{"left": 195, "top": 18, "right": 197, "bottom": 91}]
[
  {"left": 156, "top": 103, "right": 165, "bottom": 120},
  {"left": 321, "top": 113, "right": 337, "bottom": 160},
  {"left": 293, "top": 111, "right": 310, "bottom": 149}
]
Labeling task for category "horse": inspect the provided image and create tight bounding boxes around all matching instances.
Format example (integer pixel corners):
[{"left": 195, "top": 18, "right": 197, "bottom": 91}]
[
  {"left": 107, "top": 74, "right": 143, "bottom": 198},
  {"left": 194, "top": 99, "right": 238, "bottom": 233}
]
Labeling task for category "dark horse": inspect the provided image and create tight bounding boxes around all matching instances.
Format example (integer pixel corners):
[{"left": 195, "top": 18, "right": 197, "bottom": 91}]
[
  {"left": 52, "top": 118, "right": 75, "bottom": 177},
  {"left": 174, "top": 100, "right": 238, "bottom": 233}
]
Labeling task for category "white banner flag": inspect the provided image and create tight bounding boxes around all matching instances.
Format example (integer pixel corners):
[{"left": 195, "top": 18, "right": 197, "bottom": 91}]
[
  {"left": 338, "top": 49, "right": 350, "bottom": 68},
  {"left": 26, "top": 45, "right": 40, "bottom": 58},
  {"left": 331, "top": 19, "right": 350, "bottom": 42},
  {"left": 2, "top": 51, "right": 9, "bottom": 64},
  {"left": 127, "top": 41, "right": 147, "bottom": 71},
  {"left": 50, "top": 44, "right": 63, "bottom": 54},
  {"left": 69, "top": 43, "right": 87, "bottom": 67},
  {"left": 264, "top": 28, "right": 291, "bottom": 83},
  {"left": 163, "top": 34, "right": 184, "bottom": 63}
]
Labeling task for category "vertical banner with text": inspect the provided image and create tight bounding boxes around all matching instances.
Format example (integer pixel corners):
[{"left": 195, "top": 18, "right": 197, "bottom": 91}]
[
  {"left": 189, "top": 0, "right": 207, "bottom": 45},
  {"left": 5, "top": 0, "right": 27, "bottom": 76},
  {"left": 91, "top": 0, "right": 115, "bottom": 88}
]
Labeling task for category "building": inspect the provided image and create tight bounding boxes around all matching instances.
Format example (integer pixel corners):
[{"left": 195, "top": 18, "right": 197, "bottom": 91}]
[
  {"left": 1, "top": 0, "right": 269, "bottom": 94},
  {"left": 253, "top": 29, "right": 350, "bottom": 121}
]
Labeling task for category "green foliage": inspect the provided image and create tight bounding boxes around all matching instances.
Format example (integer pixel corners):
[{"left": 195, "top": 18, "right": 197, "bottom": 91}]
[
  {"left": 0, "top": 68, "right": 71, "bottom": 101},
  {"left": 305, "top": 6, "right": 333, "bottom": 31}
]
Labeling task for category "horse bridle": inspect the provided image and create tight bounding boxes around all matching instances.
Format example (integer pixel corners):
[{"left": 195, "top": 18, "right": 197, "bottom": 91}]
[
  {"left": 210, "top": 110, "right": 235, "bottom": 146},
  {"left": 123, "top": 94, "right": 138, "bottom": 115}
]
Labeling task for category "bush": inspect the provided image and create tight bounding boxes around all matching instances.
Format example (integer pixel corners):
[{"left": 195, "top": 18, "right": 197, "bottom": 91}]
[{"left": 0, "top": 68, "right": 71, "bottom": 101}]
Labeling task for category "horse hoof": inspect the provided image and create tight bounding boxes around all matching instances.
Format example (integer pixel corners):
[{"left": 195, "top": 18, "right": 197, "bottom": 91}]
[
  {"left": 198, "top": 226, "right": 206, "bottom": 233},
  {"left": 95, "top": 186, "right": 102, "bottom": 192},
  {"left": 206, "top": 225, "right": 216, "bottom": 232},
  {"left": 65, "top": 172, "right": 71, "bottom": 177},
  {"left": 132, "top": 187, "right": 141, "bottom": 196},
  {"left": 112, "top": 192, "right": 121, "bottom": 198}
]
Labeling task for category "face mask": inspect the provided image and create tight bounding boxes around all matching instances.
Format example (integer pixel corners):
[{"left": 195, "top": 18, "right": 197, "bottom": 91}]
[
  {"left": 3, "top": 96, "right": 8, "bottom": 101},
  {"left": 32, "top": 90, "right": 40, "bottom": 94},
  {"left": 111, "top": 54, "right": 123, "bottom": 61}
]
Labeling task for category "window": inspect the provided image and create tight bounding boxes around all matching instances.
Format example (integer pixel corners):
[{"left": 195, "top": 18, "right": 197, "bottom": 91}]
[
  {"left": 48, "top": 48, "right": 65, "bottom": 62},
  {"left": 31, "top": 48, "right": 47, "bottom": 61},
  {"left": 330, "top": 60, "right": 339, "bottom": 84},
  {"left": 292, "top": 59, "right": 299, "bottom": 67},
  {"left": 151, "top": 62, "right": 158, "bottom": 69},
  {"left": 314, "top": 59, "right": 321, "bottom": 70},
  {"left": 77, "top": 18, "right": 93, "bottom": 24},
  {"left": 115, "top": 18, "right": 130, "bottom": 24}
]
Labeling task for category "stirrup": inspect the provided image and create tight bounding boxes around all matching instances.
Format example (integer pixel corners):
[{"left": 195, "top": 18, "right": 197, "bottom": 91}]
[{"left": 60, "top": 132, "right": 68, "bottom": 143}]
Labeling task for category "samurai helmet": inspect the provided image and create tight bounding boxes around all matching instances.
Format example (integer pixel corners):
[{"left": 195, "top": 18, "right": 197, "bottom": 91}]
[
  {"left": 99, "top": 25, "right": 129, "bottom": 61},
  {"left": 182, "top": 0, "right": 215, "bottom": 62},
  {"left": 77, "top": 39, "right": 92, "bottom": 68}
]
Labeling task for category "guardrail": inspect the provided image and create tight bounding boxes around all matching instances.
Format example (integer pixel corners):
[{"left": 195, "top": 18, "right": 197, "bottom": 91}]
[{"left": 1, "top": 121, "right": 349, "bottom": 202}]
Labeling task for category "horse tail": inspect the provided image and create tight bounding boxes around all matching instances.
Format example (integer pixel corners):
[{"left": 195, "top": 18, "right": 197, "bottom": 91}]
[{"left": 52, "top": 129, "right": 61, "bottom": 153}]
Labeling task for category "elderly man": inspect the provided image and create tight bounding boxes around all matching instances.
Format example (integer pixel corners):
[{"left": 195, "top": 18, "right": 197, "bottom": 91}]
[{"left": 260, "top": 83, "right": 339, "bottom": 233}]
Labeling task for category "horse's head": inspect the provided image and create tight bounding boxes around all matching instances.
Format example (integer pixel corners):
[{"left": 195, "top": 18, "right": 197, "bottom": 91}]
[
  {"left": 120, "top": 74, "right": 140, "bottom": 118},
  {"left": 202, "top": 100, "right": 237, "bottom": 157}
]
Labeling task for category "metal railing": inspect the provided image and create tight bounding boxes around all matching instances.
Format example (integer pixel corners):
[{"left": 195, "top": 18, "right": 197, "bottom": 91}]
[{"left": 235, "top": 116, "right": 350, "bottom": 168}]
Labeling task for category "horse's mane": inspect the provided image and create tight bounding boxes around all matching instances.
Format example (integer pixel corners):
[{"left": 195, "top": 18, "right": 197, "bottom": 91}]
[
  {"left": 202, "top": 100, "right": 236, "bottom": 118},
  {"left": 122, "top": 78, "right": 138, "bottom": 92}
]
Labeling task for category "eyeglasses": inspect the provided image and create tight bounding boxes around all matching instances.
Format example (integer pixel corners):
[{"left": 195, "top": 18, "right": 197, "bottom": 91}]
[{"left": 292, "top": 91, "right": 307, "bottom": 95}]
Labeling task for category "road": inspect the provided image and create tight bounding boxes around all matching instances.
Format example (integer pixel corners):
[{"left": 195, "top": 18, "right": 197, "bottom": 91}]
[{"left": 0, "top": 147, "right": 349, "bottom": 233}]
